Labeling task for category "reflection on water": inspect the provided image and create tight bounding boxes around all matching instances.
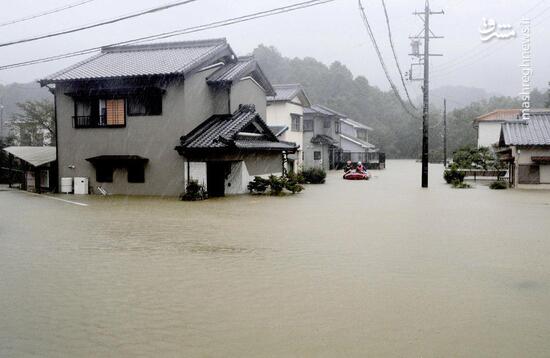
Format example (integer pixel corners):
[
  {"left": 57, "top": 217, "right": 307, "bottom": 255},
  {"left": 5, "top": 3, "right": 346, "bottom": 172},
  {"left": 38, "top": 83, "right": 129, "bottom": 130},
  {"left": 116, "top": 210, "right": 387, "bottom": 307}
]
[{"left": 1, "top": 160, "right": 550, "bottom": 357}]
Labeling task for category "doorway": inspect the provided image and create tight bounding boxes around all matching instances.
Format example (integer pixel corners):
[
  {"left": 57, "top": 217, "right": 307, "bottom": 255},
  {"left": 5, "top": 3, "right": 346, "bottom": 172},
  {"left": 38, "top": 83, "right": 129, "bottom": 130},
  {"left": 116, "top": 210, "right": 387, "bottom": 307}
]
[{"left": 206, "top": 162, "right": 227, "bottom": 197}]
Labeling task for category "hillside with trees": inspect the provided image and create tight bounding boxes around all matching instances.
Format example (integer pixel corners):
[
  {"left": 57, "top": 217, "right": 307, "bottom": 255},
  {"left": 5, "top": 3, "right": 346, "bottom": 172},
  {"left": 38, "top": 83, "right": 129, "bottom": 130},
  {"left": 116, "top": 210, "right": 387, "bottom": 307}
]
[{"left": 252, "top": 45, "right": 548, "bottom": 159}]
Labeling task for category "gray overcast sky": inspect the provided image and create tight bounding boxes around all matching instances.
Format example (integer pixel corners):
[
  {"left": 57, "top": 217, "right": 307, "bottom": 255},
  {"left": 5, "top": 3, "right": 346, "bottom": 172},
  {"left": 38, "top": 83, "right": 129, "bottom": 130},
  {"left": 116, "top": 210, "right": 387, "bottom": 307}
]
[{"left": 0, "top": 0, "right": 548, "bottom": 97}]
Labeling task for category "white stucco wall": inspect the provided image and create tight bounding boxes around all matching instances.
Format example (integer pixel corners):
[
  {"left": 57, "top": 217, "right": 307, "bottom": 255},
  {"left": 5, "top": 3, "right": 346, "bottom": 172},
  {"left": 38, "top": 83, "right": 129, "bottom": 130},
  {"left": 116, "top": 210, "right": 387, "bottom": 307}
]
[{"left": 477, "top": 122, "right": 503, "bottom": 148}]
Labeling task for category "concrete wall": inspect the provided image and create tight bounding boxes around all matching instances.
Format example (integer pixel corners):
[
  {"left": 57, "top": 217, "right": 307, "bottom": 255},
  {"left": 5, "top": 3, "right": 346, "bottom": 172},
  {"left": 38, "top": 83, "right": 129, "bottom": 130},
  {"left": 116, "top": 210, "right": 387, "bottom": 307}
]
[
  {"left": 55, "top": 65, "right": 266, "bottom": 196},
  {"left": 477, "top": 122, "right": 503, "bottom": 148},
  {"left": 230, "top": 78, "right": 267, "bottom": 120},
  {"left": 510, "top": 146, "right": 550, "bottom": 186}
]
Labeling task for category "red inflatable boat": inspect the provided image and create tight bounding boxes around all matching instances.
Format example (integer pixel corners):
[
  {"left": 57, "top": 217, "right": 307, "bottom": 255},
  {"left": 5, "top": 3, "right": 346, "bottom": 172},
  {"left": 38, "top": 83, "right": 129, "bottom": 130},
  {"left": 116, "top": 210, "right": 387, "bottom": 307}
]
[{"left": 343, "top": 171, "right": 370, "bottom": 180}]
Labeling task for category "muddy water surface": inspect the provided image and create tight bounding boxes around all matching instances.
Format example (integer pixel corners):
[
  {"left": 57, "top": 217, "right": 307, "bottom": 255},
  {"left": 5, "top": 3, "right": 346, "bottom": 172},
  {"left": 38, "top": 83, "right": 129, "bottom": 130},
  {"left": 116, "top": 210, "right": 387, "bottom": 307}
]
[{"left": 1, "top": 160, "right": 550, "bottom": 357}]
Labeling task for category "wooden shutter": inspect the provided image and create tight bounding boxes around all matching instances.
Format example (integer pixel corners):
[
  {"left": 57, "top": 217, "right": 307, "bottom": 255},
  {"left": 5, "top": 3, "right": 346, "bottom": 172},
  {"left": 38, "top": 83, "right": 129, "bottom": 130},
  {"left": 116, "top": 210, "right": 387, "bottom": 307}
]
[{"left": 106, "top": 99, "right": 125, "bottom": 125}]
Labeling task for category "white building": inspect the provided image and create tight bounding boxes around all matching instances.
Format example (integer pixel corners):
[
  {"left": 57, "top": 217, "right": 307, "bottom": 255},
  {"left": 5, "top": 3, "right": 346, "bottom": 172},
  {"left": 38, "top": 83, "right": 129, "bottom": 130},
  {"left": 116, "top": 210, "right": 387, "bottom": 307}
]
[
  {"left": 266, "top": 84, "right": 311, "bottom": 173},
  {"left": 498, "top": 113, "right": 550, "bottom": 188},
  {"left": 475, "top": 109, "right": 550, "bottom": 148}
]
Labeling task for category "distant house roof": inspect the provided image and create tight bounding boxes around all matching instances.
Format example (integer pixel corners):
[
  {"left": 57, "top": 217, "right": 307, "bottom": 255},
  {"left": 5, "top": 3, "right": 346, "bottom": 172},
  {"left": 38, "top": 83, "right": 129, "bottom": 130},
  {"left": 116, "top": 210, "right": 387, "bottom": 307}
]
[
  {"left": 267, "top": 84, "right": 311, "bottom": 107},
  {"left": 176, "top": 105, "right": 297, "bottom": 154},
  {"left": 311, "top": 134, "right": 338, "bottom": 145},
  {"left": 339, "top": 133, "right": 375, "bottom": 149},
  {"left": 206, "top": 56, "right": 275, "bottom": 96},
  {"left": 340, "top": 117, "right": 373, "bottom": 131},
  {"left": 269, "top": 125, "right": 288, "bottom": 137},
  {"left": 41, "top": 39, "right": 234, "bottom": 84},
  {"left": 3, "top": 146, "right": 56, "bottom": 167},
  {"left": 500, "top": 114, "right": 550, "bottom": 146},
  {"left": 305, "top": 105, "right": 338, "bottom": 117},
  {"left": 474, "top": 108, "right": 550, "bottom": 123}
]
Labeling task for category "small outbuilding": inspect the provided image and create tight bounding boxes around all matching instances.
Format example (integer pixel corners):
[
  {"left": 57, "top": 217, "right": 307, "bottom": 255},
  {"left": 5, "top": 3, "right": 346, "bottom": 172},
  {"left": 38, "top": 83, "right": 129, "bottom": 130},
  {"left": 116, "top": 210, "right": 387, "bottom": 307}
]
[{"left": 2, "top": 146, "right": 57, "bottom": 193}]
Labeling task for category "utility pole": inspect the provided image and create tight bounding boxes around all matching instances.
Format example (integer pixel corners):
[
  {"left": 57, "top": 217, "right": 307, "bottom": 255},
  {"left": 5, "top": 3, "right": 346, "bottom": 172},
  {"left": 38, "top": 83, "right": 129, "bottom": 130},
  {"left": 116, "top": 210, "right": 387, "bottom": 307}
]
[
  {"left": 443, "top": 98, "right": 447, "bottom": 167},
  {"left": 410, "top": 1, "right": 443, "bottom": 188}
]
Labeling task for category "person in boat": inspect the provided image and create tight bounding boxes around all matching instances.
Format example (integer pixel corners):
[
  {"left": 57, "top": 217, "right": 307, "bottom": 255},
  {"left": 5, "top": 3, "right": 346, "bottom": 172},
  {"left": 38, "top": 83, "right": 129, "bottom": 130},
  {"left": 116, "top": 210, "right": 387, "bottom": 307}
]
[
  {"left": 344, "top": 160, "right": 354, "bottom": 173},
  {"left": 356, "top": 161, "right": 367, "bottom": 174}
]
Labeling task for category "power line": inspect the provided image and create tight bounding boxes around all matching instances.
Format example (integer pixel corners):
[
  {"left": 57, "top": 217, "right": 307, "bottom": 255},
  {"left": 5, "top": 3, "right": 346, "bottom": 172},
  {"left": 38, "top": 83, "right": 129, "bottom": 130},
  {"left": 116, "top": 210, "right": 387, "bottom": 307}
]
[
  {"left": 0, "top": 0, "right": 199, "bottom": 48},
  {"left": 380, "top": 0, "right": 417, "bottom": 109},
  {"left": 0, "top": 0, "right": 337, "bottom": 71},
  {"left": 358, "top": 0, "right": 420, "bottom": 120},
  {"left": 0, "top": 0, "right": 96, "bottom": 28}
]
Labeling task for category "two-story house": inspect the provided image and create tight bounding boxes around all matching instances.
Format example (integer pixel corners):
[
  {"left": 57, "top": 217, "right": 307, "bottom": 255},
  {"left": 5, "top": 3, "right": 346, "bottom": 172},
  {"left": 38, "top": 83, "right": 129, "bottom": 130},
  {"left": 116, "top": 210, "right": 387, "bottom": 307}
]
[
  {"left": 302, "top": 105, "right": 342, "bottom": 170},
  {"left": 40, "top": 39, "right": 296, "bottom": 197},
  {"left": 266, "top": 84, "right": 311, "bottom": 173},
  {"left": 339, "top": 117, "right": 377, "bottom": 163}
]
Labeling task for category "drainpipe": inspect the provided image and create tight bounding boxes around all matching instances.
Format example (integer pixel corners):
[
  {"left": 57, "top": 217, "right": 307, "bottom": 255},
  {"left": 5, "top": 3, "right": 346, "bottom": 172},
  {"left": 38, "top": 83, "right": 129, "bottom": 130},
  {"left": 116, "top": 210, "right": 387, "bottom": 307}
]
[{"left": 52, "top": 86, "right": 59, "bottom": 193}]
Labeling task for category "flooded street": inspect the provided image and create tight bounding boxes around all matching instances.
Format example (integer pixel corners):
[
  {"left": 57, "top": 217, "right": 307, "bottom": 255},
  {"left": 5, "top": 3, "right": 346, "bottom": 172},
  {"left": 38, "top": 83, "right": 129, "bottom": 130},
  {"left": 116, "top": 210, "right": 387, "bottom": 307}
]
[{"left": 1, "top": 160, "right": 550, "bottom": 357}]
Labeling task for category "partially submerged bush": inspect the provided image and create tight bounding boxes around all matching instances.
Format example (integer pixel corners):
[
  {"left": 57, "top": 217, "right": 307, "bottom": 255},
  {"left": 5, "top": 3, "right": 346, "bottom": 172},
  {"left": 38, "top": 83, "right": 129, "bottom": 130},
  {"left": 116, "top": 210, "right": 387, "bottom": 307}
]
[
  {"left": 489, "top": 181, "right": 507, "bottom": 190},
  {"left": 247, "top": 176, "right": 270, "bottom": 194},
  {"left": 301, "top": 167, "right": 326, "bottom": 184},
  {"left": 247, "top": 174, "right": 304, "bottom": 195},
  {"left": 287, "top": 171, "right": 306, "bottom": 184},
  {"left": 443, "top": 163, "right": 465, "bottom": 184},
  {"left": 180, "top": 179, "right": 208, "bottom": 201},
  {"left": 451, "top": 180, "right": 471, "bottom": 189}
]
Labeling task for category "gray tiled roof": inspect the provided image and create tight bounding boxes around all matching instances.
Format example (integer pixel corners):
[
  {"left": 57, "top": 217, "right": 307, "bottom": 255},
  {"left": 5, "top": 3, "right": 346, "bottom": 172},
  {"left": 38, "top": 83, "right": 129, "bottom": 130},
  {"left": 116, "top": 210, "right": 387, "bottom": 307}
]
[
  {"left": 269, "top": 125, "right": 288, "bottom": 137},
  {"left": 267, "top": 84, "right": 311, "bottom": 106},
  {"left": 339, "top": 134, "right": 375, "bottom": 149},
  {"left": 177, "top": 105, "right": 297, "bottom": 153},
  {"left": 41, "top": 39, "right": 232, "bottom": 83},
  {"left": 311, "top": 134, "right": 338, "bottom": 145},
  {"left": 207, "top": 56, "right": 275, "bottom": 96},
  {"left": 501, "top": 114, "right": 550, "bottom": 146}
]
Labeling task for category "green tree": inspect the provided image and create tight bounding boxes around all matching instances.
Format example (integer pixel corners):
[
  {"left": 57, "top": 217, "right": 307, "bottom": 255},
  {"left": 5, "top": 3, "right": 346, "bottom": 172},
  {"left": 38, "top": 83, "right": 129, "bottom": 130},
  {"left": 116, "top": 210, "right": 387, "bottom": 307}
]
[{"left": 11, "top": 99, "right": 55, "bottom": 146}]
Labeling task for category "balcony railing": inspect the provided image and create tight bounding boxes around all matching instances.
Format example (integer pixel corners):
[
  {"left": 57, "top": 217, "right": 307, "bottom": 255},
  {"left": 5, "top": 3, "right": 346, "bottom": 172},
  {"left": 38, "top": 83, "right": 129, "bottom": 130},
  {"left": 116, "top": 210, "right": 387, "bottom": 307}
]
[{"left": 73, "top": 115, "right": 126, "bottom": 128}]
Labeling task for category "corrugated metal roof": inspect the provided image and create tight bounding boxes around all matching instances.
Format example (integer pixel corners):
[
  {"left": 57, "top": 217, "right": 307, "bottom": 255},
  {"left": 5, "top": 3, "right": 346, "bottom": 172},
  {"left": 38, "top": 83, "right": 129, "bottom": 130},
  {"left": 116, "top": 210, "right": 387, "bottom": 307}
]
[
  {"left": 501, "top": 114, "right": 550, "bottom": 146},
  {"left": 3, "top": 146, "right": 56, "bottom": 167},
  {"left": 340, "top": 117, "right": 373, "bottom": 131},
  {"left": 42, "top": 39, "right": 232, "bottom": 83},
  {"left": 339, "top": 134, "right": 375, "bottom": 149}
]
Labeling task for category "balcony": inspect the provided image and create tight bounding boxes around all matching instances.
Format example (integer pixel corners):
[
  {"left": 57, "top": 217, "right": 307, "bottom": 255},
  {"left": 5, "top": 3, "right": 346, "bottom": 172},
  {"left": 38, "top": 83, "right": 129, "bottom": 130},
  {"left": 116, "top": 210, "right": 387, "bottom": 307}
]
[{"left": 73, "top": 115, "right": 126, "bottom": 129}]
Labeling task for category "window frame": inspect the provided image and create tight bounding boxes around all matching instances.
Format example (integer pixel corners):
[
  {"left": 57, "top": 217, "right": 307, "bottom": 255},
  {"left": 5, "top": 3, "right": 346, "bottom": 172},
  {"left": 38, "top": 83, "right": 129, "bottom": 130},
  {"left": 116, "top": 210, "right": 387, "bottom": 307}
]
[
  {"left": 290, "top": 113, "right": 301, "bottom": 132},
  {"left": 314, "top": 151, "right": 322, "bottom": 160},
  {"left": 126, "top": 92, "right": 163, "bottom": 117},
  {"left": 303, "top": 119, "right": 314, "bottom": 132}
]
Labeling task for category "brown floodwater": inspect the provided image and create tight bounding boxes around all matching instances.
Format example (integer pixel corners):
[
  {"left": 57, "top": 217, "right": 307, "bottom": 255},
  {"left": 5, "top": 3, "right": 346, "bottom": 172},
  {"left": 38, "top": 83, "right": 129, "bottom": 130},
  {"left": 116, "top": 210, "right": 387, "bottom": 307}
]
[{"left": 1, "top": 160, "right": 550, "bottom": 357}]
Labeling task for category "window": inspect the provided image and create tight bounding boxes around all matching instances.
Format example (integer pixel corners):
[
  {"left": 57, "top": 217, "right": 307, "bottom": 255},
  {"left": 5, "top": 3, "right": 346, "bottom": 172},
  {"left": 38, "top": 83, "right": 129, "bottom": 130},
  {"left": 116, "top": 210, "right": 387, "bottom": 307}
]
[
  {"left": 73, "top": 98, "right": 125, "bottom": 128},
  {"left": 335, "top": 121, "right": 341, "bottom": 134},
  {"left": 127, "top": 92, "right": 162, "bottom": 116},
  {"left": 303, "top": 119, "right": 313, "bottom": 132},
  {"left": 357, "top": 129, "right": 368, "bottom": 140},
  {"left": 314, "top": 151, "right": 322, "bottom": 160},
  {"left": 128, "top": 165, "right": 145, "bottom": 183},
  {"left": 96, "top": 166, "right": 113, "bottom": 183},
  {"left": 291, "top": 114, "right": 301, "bottom": 132},
  {"left": 324, "top": 119, "right": 331, "bottom": 129}
]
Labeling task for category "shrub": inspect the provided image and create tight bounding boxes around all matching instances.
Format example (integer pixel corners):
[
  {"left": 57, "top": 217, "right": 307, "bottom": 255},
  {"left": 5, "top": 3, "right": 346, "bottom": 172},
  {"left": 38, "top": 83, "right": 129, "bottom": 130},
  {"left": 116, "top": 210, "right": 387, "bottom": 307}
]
[
  {"left": 180, "top": 180, "right": 207, "bottom": 201},
  {"left": 451, "top": 180, "right": 471, "bottom": 189},
  {"left": 443, "top": 163, "right": 465, "bottom": 184},
  {"left": 489, "top": 181, "right": 507, "bottom": 190},
  {"left": 301, "top": 167, "right": 326, "bottom": 184},
  {"left": 247, "top": 176, "right": 270, "bottom": 194},
  {"left": 287, "top": 171, "right": 306, "bottom": 184},
  {"left": 268, "top": 175, "right": 285, "bottom": 196},
  {"left": 284, "top": 175, "right": 304, "bottom": 194}
]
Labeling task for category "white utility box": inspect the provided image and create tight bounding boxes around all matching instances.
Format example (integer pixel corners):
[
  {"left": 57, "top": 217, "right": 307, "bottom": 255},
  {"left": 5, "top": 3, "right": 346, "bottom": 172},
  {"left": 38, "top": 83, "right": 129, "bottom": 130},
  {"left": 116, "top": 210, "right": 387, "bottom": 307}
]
[
  {"left": 73, "top": 177, "right": 89, "bottom": 195},
  {"left": 60, "top": 177, "right": 73, "bottom": 194}
]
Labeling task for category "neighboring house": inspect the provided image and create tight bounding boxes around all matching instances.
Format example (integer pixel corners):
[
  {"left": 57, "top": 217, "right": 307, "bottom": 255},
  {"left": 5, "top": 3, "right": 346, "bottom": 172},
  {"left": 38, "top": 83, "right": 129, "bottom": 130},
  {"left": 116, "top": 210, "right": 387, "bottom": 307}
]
[
  {"left": 302, "top": 105, "right": 342, "bottom": 171},
  {"left": 497, "top": 112, "right": 550, "bottom": 187},
  {"left": 2, "top": 146, "right": 56, "bottom": 193},
  {"left": 40, "top": 38, "right": 295, "bottom": 196},
  {"left": 339, "top": 117, "right": 378, "bottom": 164},
  {"left": 474, "top": 109, "right": 550, "bottom": 148},
  {"left": 266, "top": 84, "right": 311, "bottom": 173}
]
